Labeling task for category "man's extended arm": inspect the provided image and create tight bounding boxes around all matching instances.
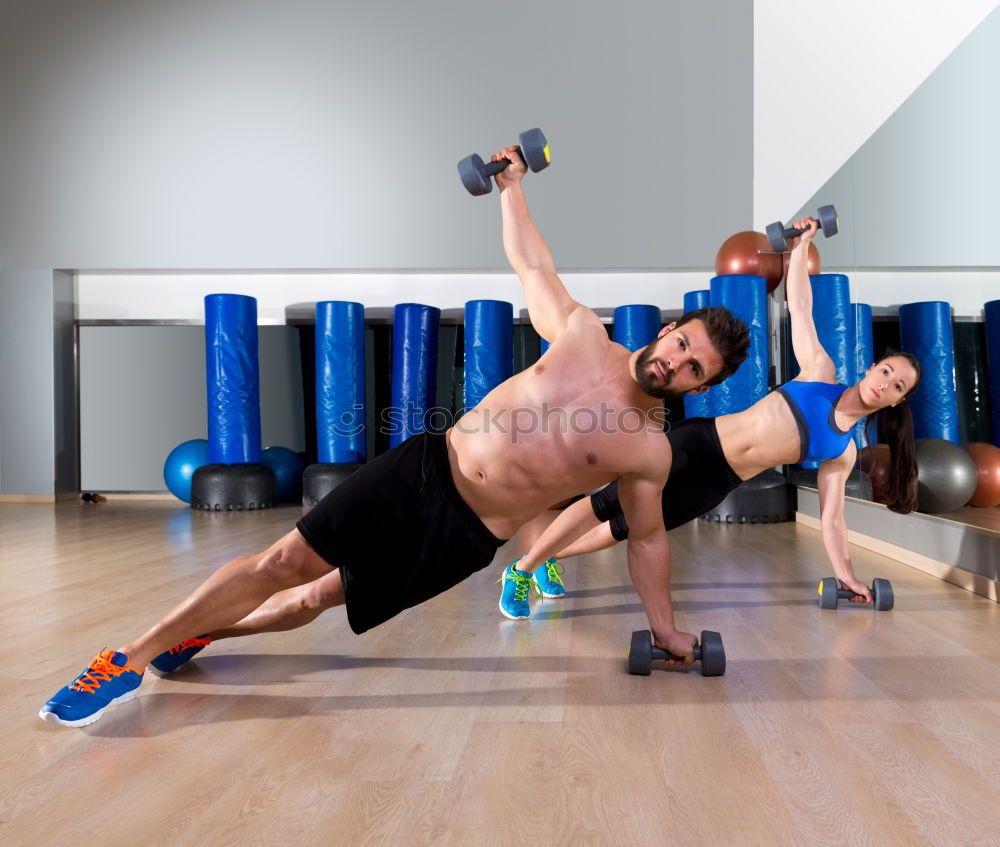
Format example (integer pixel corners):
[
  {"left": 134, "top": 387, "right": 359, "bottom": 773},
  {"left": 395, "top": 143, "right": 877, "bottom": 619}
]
[
  {"left": 618, "top": 452, "right": 697, "bottom": 663},
  {"left": 494, "top": 147, "right": 591, "bottom": 342}
]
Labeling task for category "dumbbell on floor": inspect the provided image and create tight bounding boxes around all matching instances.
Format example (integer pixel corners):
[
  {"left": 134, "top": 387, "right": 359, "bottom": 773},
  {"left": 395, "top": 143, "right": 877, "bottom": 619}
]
[
  {"left": 765, "top": 204, "right": 838, "bottom": 252},
  {"left": 457, "top": 128, "right": 550, "bottom": 196},
  {"left": 817, "top": 576, "right": 894, "bottom": 611},
  {"left": 628, "top": 629, "right": 726, "bottom": 676}
]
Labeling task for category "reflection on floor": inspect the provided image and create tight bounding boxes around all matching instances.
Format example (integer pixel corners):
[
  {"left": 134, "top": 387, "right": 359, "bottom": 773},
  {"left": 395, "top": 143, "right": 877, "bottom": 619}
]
[{"left": 932, "top": 505, "right": 1000, "bottom": 533}]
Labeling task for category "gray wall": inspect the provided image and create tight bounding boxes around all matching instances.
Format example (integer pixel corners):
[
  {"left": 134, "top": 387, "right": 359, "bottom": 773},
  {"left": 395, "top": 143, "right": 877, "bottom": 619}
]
[
  {"left": 797, "top": 5, "right": 1000, "bottom": 269},
  {"left": 79, "top": 325, "right": 305, "bottom": 491},
  {"left": 0, "top": 269, "right": 77, "bottom": 495},
  {"left": 0, "top": 0, "right": 752, "bottom": 270}
]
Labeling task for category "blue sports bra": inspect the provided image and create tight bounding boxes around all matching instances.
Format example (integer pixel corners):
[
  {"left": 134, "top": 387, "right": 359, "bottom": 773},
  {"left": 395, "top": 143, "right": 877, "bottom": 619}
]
[{"left": 774, "top": 381, "right": 854, "bottom": 463}]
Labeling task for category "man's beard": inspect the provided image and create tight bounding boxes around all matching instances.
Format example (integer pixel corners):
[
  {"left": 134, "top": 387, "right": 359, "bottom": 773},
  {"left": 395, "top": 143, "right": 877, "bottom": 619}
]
[{"left": 634, "top": 341, "right": 678, "bottom": 399}]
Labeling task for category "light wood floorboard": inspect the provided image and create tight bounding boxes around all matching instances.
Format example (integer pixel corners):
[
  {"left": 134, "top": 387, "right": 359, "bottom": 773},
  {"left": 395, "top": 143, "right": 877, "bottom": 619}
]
[{"left": 2, "top": 501, "right": 999, "bottom": 846}]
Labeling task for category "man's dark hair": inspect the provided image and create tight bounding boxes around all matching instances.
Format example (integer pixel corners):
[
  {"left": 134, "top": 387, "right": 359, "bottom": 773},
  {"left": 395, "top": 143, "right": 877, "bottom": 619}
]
[{"left": 674, "top": 306, "right": 750, "bottom": 387}]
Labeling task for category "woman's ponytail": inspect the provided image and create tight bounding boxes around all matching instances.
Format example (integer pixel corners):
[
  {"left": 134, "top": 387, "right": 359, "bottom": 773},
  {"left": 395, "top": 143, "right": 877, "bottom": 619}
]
[
  {"left": 864, "top": 350, "right": 922, "bottom": 513},
  {"left": 869, "top": 403, "right": 918, "bottom": 512}
]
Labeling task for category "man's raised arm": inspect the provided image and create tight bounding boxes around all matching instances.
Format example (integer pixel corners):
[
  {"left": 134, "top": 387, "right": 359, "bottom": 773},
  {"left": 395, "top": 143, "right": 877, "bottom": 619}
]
[{"left": 493, "top": 146, "right": 591, "bottom": 343}]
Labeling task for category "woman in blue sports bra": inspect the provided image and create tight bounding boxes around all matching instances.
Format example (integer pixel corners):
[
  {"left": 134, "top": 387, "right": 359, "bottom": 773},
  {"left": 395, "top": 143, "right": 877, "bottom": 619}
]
[{"left": 509, "top": 217, "right": 923, "bottom": 613}]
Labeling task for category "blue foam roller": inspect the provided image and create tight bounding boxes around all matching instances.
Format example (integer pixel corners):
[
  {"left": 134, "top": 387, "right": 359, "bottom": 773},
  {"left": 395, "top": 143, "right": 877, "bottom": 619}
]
[
  {"left": 204, "top": 293, "right": 262, "bottom": 464},
  {"left": 683, "top": 290, "right": 711, "bottom": 314},
  {"left": 813, "top": 275, "right": 853, "bottom": 385},
  {"left": 613, "top": 304, "right": 661, "bottom": 353},
  {"left": 985, "top": 299, "right": 1000, "bottom": 447},
  {"left": 683, "top": 290, "right": 712, "bottom": 419},
  {"left": 852, "top": 303, "right": 874, "bottom": 447},
  {"left": 709, "top": 275, "right": 768, "bottom": 416},
  {"left": 464, "top": 300, "right": 514, "bottom": 412},
  {"left": 899, "top": 301, "right": 959, "bottom": 443},
  {"left": 316, "top": 301, "right": 366, "bottom": 463},
  {"left": 852, "top": 303, "right": 874, "bottom": 383},
  {"left": 852, "top": 302, "right": 874, "bottom": 447},
  {"left": 390, "top": 303, "right": 441, "bottom": 448}
]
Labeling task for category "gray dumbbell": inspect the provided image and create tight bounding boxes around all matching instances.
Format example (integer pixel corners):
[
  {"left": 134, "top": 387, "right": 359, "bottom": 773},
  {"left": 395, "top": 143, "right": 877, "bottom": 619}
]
[
  {"left": 817, "top": 576, "right": 894, "bottom": 611},
  {"left": 457, "top": 128, "right": 550, "bottom": 196},
  {"left": 628, "top": 629, "right": 726, "bottom": 676},
  {"left": 766, "top": 204, "right": 838, "bottom": 252}
]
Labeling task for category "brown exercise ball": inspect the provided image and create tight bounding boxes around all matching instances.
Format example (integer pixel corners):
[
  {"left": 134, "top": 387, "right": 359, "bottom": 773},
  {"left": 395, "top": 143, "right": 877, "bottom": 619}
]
[
  {"left": 857, "top": 444, "right": 892, "bottom": 505},
  {"left": 715, "top": 231, "right": 784, "bottom": 294},
  {"left": 959, "top": 442, "right": 1000, "bottom": 507}
]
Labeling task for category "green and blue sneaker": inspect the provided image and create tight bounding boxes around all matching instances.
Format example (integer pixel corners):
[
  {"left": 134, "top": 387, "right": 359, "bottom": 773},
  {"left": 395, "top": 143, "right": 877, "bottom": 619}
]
[
  {"left": 149, "top": 635, "right": 212, "bottom": 676},
  {"left": 39, "top": 649, "right": 144, "bottom": 728},
  {"left": 533, "top": 558, "right": 566, "bottom": 598},
  {"left": 498, "top": 560, "right": 538, "bottom": 620}
]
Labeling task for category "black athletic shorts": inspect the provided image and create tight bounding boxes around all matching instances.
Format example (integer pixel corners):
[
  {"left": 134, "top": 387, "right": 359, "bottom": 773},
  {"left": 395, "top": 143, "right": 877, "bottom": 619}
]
[
  {"left": 296, "top": 431, "right": 506, "bottom": 634},
  {"left": 589, "top": 417, "right": 742, "bottom": 540}
]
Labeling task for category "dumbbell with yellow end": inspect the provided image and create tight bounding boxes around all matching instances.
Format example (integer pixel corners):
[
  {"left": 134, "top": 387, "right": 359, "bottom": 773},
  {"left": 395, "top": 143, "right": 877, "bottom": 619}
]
[
  {"left": 817, "top": 576, "right": 894, "bottom": 611},
  {"left": 458, "top": 128, "right": 551, "bottom": 195}
]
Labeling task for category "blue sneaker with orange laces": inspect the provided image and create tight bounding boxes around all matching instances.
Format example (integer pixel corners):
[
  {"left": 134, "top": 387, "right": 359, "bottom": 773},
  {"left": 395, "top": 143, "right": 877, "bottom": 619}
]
[
  {"left": 149, "top": 635, "right": 212, "bottom": 676},
  {"left": 39, "top": 649, "right": 144, "bottom": 727},
  {"left": 498, "top": 560, "right": 539, "bottom": 620},
  {"left": 533, "top": 558, "right": 566, "bottom": 598}
]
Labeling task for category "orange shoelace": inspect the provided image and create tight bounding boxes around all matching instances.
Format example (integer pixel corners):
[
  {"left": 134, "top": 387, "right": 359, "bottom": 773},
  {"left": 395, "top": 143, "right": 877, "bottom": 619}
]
[
  {"left": 70, "top": 649, "right": 142, "bottom": 693},
  {"left": 168, "top": 635, "right": 212, "bottom": 655}
]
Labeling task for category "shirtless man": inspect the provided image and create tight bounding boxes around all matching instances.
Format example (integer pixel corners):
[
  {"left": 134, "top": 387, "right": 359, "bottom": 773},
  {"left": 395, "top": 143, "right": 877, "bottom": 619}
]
[
  {"left": 40, "top": 145, "right": 749, "bottom": 727},
  {"left": 501, "top": 218, "right": 922, "bottom": 619}
]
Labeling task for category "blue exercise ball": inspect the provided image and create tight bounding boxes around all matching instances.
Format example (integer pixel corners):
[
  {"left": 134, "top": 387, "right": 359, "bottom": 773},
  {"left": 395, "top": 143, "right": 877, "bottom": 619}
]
[
  {"left": 164, "top": 439, "right": 210, "bottom": 503},
  {"left": 262, "top": 446, "right": 306, "bottom": 502}
]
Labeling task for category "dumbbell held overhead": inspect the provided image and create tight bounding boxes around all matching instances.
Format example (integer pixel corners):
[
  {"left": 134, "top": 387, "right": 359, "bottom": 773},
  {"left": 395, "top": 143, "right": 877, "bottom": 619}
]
[
  {"left": 765, "top": 204, "right": 839, "bottom": 252},
  {"left": 817, "top": 576, "right": 894, "bottom": 611},
  {"left": 628, "top": 629, "right": 726, "bottom": 676},
  {"left": 458, "top": 128, "right": 551, "bottom": 196}
]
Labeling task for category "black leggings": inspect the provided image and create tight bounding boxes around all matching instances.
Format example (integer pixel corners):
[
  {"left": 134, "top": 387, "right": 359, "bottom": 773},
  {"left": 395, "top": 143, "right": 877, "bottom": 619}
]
[{"left": 590, "top": 417, "right": 742, "bottom": 540}]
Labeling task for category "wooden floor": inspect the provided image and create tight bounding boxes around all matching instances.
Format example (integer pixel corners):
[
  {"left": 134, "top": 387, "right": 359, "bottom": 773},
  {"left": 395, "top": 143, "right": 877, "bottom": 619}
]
[{"left": 2, "top": 501, "right": 999, "bottom": 847}]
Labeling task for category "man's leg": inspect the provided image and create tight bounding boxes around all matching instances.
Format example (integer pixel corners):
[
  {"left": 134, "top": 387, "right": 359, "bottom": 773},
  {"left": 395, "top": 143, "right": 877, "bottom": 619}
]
[
  {"left": 40, "top": 528, "right": 336, "bottom": 726},
  {"left": 211, "top": 568, "right": 344, "bottom": 638},
  {"left": 149, "top": 569, "right": 346, "bottom": 674},
  {"left": 119, "top": 528, "right": 334, "bottom": 668}
]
